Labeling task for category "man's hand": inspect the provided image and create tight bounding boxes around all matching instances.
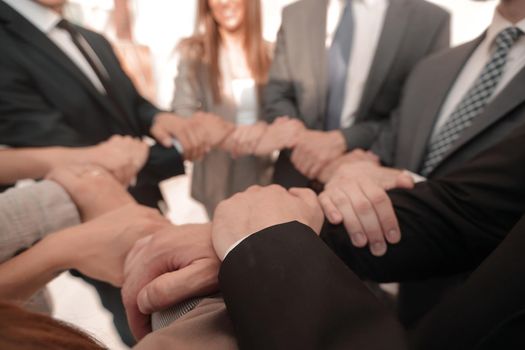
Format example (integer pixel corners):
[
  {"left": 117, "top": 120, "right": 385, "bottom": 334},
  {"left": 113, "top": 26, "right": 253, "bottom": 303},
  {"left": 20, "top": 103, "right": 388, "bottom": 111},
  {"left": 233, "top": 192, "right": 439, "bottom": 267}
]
[
  {"left": 222, "top": 121, "right": 268, "bottom": 158},
  {"left": 46, "top": 164, "right": 134, "bottom": 221},
  {"left": 150, "top": 112, "right": 209, "bottom": 160},
  {"left": 253, "top": 116, "right": 305, "bottom": 155},
  {"left": 212, "top": 185, "right": 324, "bottom": 260},
  {"left": 291, "top": 129, "right": 347, "bottom": 179},
  {"left": 317, "top": 149, "right": 380, "bottom": 183},
  {"left": 122, "top": 224, "right": 220, "bottom": 340},
  {"left": 83, "top": 135, "right": 149, "bottom": 186},
  {"left": 318, "top": 162, "right": 414, "bottom": 256},
  {"left": 54, "top": 203, "right": 169, "bottom": 287},
  {"left": 193, "top": 111, "right": 235, "bottom": 148}
]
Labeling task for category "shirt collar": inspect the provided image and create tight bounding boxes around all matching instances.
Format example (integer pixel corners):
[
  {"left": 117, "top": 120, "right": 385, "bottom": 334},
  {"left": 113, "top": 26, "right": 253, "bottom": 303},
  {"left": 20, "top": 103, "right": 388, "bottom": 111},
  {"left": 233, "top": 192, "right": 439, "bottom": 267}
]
[
  {"left": 485, "top": 9, "right": 525, "bottom": 49},
  {"left": 2, "top": 0, "right": 61, "bottom": 33},
  {"left": 331, "top": 0, "right": 383, "bottom": 7}
]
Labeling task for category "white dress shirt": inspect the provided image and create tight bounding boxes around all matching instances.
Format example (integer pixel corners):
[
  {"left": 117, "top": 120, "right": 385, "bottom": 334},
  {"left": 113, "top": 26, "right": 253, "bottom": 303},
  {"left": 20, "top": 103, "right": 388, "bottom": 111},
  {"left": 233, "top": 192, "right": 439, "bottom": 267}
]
[
  {"left": 326, "top": 0, "right": 389, "bottom": 128},
  {"left": 431, "top": 11, "right": 525, "bottom": 139},
  {"left": 406, "top": 10, "right": 525, "bottom": 183},
  {"left": 3, "top": 0, "right": 106, "bottom": 93}
]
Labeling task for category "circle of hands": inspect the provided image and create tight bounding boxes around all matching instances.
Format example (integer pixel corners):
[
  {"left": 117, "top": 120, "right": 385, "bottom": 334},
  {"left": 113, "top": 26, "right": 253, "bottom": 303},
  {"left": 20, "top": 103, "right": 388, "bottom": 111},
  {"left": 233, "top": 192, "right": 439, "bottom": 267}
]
[{"left": 43, "top": 113, "right": 417, "bottom": 342}]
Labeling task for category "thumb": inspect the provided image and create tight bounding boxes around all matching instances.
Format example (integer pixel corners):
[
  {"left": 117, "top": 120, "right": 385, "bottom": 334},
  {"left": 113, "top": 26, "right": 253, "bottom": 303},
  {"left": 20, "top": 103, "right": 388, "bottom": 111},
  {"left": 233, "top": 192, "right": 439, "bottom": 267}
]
[
  {"left": 151, "top": 126, "right": 173, "bottom": 148},
  {"left": 137, "top": 260, "right": 219, "bottom": 315},
  {"left": 395, "top": 172, "right": 415, "bottom": 189}
]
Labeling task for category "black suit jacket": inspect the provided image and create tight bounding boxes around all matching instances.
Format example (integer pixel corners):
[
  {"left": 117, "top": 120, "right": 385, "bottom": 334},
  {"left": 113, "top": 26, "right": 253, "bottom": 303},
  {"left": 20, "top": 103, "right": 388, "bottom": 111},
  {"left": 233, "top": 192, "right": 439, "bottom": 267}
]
[
  {"left": 0, "top": 1, "right": 183, "bottom": 199},
  {"left": 219, "top": 123, "right": 525, "bottom": 349}
]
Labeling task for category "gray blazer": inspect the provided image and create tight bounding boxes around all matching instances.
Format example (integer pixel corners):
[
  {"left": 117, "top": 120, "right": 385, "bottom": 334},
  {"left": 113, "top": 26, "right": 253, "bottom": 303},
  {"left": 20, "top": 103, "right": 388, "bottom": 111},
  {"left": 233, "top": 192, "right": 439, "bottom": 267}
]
[
  {"left": 372, "top": 33, "right": 525, "bottom": 177},
  {"left": 172, "top": 54, "right": 272, "bottom": 217},
  {"left": 264, "top": 0, "right": 451, "bottom": 151}
]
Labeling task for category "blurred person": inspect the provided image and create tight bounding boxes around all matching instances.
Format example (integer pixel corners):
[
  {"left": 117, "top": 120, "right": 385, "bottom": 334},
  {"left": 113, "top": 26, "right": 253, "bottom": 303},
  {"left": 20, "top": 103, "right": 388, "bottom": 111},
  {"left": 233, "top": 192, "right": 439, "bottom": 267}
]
[
  {"left": 0, "top": 0, "right": 216, "bottom": 209},
  {"left": 265, "top": 0, "right": 451, "bottom": 188},
  {"left": 171, "top": 0, "right": 274, "bottom": 217},
  {"left": 0, "top": 301, "right": 105, "bottom": 350},
  {"left": 126, "top": 120, "right": 525, "bottom": 348},
  {"left": 318, "top": 0, "right": 525, "bottom": 326},
  {"left": 0, "top": 0, "right": 212, "bottom": 341}
]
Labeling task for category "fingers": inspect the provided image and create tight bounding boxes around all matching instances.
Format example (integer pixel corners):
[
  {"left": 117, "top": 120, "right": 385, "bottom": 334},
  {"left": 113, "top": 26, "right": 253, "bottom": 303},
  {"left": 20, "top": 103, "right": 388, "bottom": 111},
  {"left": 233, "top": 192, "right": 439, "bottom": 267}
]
[
  {"left": 150, "top": 123, "right": 173, "bottom": 148},
  {"left": 318, "top": 191, "right": 343, "bottom": 224},
  {"left": 137, "top": 260, "right": 219, "bottom": 315},
  {"left": 320, "top": 177, "right": 401, "bottom": 256},
  {"left": 289, "top": 187, "right": 324, "bottom": 234}
]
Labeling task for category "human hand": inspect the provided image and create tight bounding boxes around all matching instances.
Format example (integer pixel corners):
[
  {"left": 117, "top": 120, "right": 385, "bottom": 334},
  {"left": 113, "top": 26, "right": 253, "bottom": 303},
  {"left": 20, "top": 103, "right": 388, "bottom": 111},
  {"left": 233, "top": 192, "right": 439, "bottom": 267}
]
[
  {"left": 318, "top": 162, "right": 414, "bottom": 256},
  {"left": 192, "top": 111, "right": 235, "bottom": 148},
  {"left": 122, "top": 223, "right": 220, "bottom": 340},
  {"left": 52, "top": 203, "right": 169, "bottom": 287},
  {"left": 253, "top": 116, "right": 305, "bottom": 155},
  {"left": 83, "top": 135, "right": 149, "bottom": 186},
  {"left": 46, "top": 164, "right": 134, "bottom": 221},
  {"left": 317, "top": 149, "right": 380, "bottom": 183},
  {"left": 212, "top": 185, "right": 324, "bottom": 260},
  {"left": 291, "top": 129, "right": 347, "bottom": 179},
  {"left": 222, "top": 121, "right": 268, "bottom": 158},
  {"left": 150, "top": 112, "right": 209, "bottom": 160}
]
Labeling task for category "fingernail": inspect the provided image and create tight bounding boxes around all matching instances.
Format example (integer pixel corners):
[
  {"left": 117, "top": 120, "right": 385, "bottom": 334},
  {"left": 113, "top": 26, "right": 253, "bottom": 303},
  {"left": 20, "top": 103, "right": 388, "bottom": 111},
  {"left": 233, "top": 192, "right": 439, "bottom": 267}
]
[
  {"left": 138, "top": 289, "right": 151, "bottom": 314},
  {"left": 387, "top": 229, "right": 400, "bottom": 243},
  {"left": 370, "top": 242, "right": 387, "bottom": 257},
  {"left": 351, "top": 232, "right": 367, "bottom": 247}
]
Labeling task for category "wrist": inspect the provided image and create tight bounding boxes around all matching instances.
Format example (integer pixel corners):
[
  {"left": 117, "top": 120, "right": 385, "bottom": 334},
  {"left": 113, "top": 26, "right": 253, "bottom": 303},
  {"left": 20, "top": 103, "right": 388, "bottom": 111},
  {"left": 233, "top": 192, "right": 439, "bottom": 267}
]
[{"left": 38, "top": 230, "right": 78, "bottom": 274}]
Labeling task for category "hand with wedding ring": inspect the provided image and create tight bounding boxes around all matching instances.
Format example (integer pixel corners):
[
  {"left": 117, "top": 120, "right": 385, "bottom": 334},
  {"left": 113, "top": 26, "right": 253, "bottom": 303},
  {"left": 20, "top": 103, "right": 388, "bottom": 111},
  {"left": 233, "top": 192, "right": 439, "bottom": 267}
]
[{"left": 47, "top": 164, "right": 135, "bottom": 221}]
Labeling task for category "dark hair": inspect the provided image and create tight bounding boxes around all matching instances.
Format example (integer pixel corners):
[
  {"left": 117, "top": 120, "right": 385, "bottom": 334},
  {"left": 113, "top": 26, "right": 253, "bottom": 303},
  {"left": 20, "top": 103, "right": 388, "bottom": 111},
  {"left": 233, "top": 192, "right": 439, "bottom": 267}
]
[{"left": 0, "top": 301, "right": 105, "bottom": 350}]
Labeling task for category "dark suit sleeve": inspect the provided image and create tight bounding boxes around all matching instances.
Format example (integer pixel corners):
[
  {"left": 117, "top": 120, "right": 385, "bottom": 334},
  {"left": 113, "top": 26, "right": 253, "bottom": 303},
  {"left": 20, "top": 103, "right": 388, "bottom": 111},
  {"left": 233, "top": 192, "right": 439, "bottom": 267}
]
[
  {"left": 411, "top": 214, "right": 525, "bottom": 350},
  {"left": 0, "top": 50, "right": 85, "bottom": 147},
  {"left": 323, "top": 123, "right": 525, "bottom": 283},
  {"left": 219, "top": 221, "right": 407, "bottom": 350},
  {"left": 262, "top": 17, "right": 301, "bottom": 123}
]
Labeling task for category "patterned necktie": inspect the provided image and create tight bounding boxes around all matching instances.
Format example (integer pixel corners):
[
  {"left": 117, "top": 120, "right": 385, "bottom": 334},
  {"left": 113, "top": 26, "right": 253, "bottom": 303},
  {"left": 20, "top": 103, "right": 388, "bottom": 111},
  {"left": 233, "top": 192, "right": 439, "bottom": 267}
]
[
  {"left": 325, "top": 0, "right": 353, "bottom": 130},
  {"left": 420, "top": 27, "right": 524, "bottom": 176}
]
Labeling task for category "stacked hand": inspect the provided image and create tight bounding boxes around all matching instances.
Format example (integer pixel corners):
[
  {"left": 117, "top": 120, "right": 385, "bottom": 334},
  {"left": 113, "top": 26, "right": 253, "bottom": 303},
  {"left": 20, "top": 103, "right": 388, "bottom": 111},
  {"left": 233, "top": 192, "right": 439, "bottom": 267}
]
[
  {"left": 122, "top": 224, "right": 220, "bottom": 340},
  {"left": 50, "top": 203, "right": 169, "bottom": 287},
  {"left": 47, "top": 164, "right": 134, "bottom": 221},
  {"left": 318, "top": 162, "right": 414, "bottom": 256},
  {"left": 317, "top": 149, "right": 380, "bottom": 183},
  {"left": 81, "top": 135, "right": 149, "bottom": 187}
]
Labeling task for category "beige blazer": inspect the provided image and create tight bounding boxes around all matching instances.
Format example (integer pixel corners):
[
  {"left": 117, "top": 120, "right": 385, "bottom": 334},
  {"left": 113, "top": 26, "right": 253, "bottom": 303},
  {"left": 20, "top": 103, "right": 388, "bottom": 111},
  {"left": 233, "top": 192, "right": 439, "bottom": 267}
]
[
  {"left": 0, "top": 180, "right": 80, "bottom": 313},
  {"left": 172, "top": 46, "right": 272, "bottom": 217}
]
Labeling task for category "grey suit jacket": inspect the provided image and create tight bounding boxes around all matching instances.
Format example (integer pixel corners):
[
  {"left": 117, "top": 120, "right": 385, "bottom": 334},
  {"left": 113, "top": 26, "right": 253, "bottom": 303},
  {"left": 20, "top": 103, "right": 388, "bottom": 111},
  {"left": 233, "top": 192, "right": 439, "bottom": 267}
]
[
  {"left": 264, "top": 0, "right": 450, "bottom": 151},
  {"left": 372, "top": 33, "right": 525, "bottom": 177}
]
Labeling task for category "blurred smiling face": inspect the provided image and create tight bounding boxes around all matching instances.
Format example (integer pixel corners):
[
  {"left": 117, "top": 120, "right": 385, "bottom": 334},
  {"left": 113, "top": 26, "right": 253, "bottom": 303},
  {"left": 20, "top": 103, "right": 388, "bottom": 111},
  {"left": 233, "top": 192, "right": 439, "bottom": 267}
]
[
  {"left": 208, "top": 0, "right": 245, "bottom": 33},
  {"left": 33, "top": 0, "right": 67, "bottom": 10}
]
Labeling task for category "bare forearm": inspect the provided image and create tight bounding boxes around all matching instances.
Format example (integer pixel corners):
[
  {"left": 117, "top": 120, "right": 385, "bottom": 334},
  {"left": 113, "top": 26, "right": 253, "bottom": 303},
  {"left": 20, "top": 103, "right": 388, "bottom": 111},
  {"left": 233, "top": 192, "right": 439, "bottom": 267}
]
[
  {"left": 0, "top": 147, "right": 86, "bottom": 184},
  {"left": 0, "top": 230, "right": 73, "bottom": 302}
]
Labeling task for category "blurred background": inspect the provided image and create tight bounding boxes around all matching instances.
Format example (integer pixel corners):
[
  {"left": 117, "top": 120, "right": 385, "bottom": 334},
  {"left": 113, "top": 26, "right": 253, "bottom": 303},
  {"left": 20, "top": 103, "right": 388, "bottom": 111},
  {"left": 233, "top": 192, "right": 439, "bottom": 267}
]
[{"left": 48, "top": 1, "right": 498, "bottom": 349}]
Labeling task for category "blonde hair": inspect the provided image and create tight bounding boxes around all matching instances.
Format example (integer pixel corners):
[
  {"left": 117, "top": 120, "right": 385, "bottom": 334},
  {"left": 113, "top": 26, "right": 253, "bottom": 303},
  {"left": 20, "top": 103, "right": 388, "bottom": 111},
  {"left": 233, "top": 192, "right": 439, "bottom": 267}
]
[{"left": 179, "top": 0, "right": 271, "bottom": 103}]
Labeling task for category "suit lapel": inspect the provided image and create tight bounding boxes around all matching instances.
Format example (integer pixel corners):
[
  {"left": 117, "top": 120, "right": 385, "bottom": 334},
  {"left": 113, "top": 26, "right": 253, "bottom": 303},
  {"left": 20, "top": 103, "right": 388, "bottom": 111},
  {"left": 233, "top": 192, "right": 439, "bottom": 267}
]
[
  {"left": 1, "top": 4, "right": 135, "bottom": 132},
  {"left": 434, "top": 65, "right": 525, "bottom": 171},
  {"left": 357, "top": 0, "right": 409, "bottom": 119},
  {"left": 307, "top": 0, "right": 329, "bottom": 119},
  {"left": 79, "top": 28, "right": 141, "bottom": 133},
  {"left": 408, "top": 37, "right": 484, "bottom": 170}
]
